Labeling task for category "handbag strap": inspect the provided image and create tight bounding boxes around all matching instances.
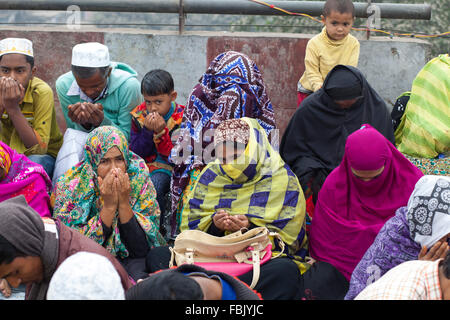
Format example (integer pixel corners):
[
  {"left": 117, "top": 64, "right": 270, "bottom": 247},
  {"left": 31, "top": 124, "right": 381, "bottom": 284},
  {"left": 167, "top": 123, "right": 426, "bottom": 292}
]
[
  {"left": 249, "top": 247, "right": 261, "bottom": 289},
  {"left": 246, "top": 231, "right": 285, "bottom": 289},
  {"left": 169, "top": 246, "right": 194, "bottom": 267},
  {"left": 269, "top": 231, "right": 285, "bottom": 258},
  {"left": 169, "top": 246, "right": 175, "bottom": 268}
]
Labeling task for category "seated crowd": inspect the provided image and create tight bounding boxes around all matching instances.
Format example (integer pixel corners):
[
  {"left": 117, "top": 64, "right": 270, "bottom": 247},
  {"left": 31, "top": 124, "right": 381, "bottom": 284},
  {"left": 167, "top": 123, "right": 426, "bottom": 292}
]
[{"left": 0, "top": 31, "right": 448, "bottom": 300}]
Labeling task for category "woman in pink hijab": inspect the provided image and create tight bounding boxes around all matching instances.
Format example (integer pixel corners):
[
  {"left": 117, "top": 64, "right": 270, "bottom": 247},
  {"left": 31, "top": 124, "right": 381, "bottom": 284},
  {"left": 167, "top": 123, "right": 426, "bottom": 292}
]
[
  {"left": 309, "top": 124, "right": 423, "bottom": 281},
  {"left": 0, "top": 141, "right": 51, "bottom": 217}
]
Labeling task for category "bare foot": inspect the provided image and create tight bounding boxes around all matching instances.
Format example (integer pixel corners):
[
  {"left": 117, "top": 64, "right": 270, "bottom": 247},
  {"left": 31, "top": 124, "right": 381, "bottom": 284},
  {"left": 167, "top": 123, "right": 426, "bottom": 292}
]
[{"left": 0, "top": 278, "right": 11, "bottom": 298}]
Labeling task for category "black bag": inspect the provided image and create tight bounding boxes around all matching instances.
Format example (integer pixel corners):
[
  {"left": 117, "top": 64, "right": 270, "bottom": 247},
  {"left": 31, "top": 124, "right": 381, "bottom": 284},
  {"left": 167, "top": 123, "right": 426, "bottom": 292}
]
[
  {"left": 297, "top": 261, "right": 349, "bottom": 300},
  {"left": 391, "top": 92, "right": 411, "bottom": 132}
]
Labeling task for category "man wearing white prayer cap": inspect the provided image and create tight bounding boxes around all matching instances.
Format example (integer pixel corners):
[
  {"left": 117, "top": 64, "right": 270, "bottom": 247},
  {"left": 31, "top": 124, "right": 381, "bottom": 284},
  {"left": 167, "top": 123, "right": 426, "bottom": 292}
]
[
  {"left": 53, "top": 42, "right": 142, "bottom": 181},
  {"left": 0, "top": 37, "right": 63, "bottom": 178},
  {"left": 56, "top": 42, "right": 142, "bottom": 139},
  {"left": 47, "top": 251, "right": 125, "bottom": 300},
  {"left": 0, "top": 38, "right": 34, "bottom": 57}
]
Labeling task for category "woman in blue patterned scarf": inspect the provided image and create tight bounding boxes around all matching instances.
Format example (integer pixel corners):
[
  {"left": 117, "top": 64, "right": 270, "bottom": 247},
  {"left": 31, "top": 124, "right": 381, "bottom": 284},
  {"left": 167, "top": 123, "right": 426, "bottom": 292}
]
[{"left": 169, "top": 51, "right": 276, "bottom": 238}]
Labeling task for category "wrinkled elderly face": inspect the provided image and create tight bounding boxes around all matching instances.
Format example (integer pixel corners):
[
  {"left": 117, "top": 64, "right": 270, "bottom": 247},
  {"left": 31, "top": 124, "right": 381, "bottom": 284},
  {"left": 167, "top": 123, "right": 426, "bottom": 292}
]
[{"left": 96, "top": 146, "right": 126, "bottom": 179}]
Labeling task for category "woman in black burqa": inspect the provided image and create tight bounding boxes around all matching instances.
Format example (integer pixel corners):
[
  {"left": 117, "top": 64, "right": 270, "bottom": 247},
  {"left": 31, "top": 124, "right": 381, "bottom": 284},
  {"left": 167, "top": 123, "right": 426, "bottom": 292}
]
[{"left": 280, "top": 65, "right": 395, "bottom": 222}]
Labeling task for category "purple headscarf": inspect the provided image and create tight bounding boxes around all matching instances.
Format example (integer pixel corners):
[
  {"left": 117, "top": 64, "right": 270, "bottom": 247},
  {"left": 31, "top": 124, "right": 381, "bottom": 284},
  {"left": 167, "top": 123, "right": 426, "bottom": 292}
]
[
  {"left": 345, "top": 175, "right": 450, "bottom": 300},
  {"left": 309, "top": 124, "right": 423, "bottom": 280}
]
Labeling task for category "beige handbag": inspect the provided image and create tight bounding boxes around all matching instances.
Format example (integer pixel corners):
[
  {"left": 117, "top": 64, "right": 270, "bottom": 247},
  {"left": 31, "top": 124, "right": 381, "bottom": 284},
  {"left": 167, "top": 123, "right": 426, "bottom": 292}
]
[{"left": 169, "top": 227, "right": 284, "bottom": 288}]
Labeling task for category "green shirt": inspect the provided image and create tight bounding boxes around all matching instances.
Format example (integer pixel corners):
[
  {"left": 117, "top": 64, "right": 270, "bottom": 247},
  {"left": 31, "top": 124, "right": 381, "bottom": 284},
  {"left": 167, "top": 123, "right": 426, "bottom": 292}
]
[
  {"left": 55, "top": 62, "right": 143, "bottom": 140},
  {"left": 0, "top": 76, "right": 63, "bottom": 157}
]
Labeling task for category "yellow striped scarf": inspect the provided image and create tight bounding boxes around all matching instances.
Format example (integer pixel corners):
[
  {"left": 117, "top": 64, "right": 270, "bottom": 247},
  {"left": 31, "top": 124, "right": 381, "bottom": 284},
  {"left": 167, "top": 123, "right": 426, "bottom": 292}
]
[
  {"left": 180, "top": 117, "right": 310, "bottom": 273},
  {"left": 395, "top": 54, "right": 449, "bottom": 158}
]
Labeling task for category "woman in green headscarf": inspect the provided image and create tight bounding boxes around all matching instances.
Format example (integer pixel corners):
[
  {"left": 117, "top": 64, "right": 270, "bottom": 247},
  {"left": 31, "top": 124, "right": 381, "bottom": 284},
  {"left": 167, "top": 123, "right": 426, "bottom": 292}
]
[{"left": 52, "top": 126, "right": 166, "bottom": 280}]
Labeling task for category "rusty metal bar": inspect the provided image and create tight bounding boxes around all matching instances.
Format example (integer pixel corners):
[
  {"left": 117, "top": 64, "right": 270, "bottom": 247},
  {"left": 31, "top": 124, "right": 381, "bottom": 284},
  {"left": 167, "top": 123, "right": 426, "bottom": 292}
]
[{"left": 0, "top": 1, "right": 432, "bottom": 20}]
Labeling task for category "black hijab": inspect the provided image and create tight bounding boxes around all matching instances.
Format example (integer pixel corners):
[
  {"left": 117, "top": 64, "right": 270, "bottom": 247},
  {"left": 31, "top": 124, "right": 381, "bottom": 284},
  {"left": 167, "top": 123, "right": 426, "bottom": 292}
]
[{"left": 280, "top": 65, "right": 395, "bottom": 191}]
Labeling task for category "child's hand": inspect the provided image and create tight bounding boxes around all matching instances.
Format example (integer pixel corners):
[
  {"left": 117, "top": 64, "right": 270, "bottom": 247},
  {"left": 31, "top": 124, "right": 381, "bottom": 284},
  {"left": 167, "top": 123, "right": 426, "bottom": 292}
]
[
  {"left": 152, "top": 112, "right": 166, "bottom": 134},
  {"left": 143, "top": 112, "right": 156, "bottom": 131},
  {"left": 144, "top": 112, "right": 166, "bottom": 133}
]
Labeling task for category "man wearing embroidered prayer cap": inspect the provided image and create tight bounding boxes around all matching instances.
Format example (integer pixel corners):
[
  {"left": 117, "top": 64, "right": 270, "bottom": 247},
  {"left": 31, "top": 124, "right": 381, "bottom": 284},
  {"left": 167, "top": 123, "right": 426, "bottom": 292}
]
[
  {"left": 0, "top": 38, "right": 63, "bottom": 178},
  {"left": 56, "top": 42, "right": 142, "bottom": 140}
]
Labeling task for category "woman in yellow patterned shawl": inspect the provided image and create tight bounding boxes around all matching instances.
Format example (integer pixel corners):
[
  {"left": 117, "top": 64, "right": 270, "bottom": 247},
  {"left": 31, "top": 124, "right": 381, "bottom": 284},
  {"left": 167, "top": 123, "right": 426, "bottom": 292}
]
[
  {"left": 180, "top": 117, "right": 310, "bottom": 273},
  {"left": 52, "top": 126, "right": 166, "bottom": 279}
]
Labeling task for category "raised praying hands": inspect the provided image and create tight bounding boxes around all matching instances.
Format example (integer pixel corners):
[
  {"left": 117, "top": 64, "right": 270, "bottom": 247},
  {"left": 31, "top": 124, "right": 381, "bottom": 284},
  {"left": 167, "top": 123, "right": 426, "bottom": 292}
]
[
  {"left": 68, "top": 102, "right": 104, "bottom": 128},
  {"left": 98, "top": 167, "right": 131, "bottom": 227},
  {"left": 0, "top": 77, "right": 25, "bottom": 113},
  {"left": 144, "top": 111, "right": 166, "bottom": 133},
  {"left": 0, "top": 278, "right": 11, "bottom": 298},
  {"left": 213, "top": 209, "right": 250, "bottom": 233}
]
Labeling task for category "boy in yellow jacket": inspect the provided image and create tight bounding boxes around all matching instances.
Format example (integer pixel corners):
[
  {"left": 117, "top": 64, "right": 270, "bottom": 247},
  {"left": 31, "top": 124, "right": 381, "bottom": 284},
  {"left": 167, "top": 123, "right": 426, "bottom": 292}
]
[{"left": 297, "top": 0, "right": 360, "bottom": 107}]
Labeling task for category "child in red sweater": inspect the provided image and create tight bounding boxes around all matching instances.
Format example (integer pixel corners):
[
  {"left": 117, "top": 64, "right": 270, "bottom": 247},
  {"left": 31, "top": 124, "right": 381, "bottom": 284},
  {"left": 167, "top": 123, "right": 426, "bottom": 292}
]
[{"left": 129, "top": 69, "right": 184, "bottom": 237}]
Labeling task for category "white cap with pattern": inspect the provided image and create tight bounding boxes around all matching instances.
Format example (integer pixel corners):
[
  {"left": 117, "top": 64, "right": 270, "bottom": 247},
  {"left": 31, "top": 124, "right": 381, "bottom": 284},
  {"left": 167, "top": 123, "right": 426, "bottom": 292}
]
[
  {"left": 0, "top": 38, "right": 33, "bottom": 57},
  {"left": 71, "top": 42, "right": 110, "bottom": 67}
]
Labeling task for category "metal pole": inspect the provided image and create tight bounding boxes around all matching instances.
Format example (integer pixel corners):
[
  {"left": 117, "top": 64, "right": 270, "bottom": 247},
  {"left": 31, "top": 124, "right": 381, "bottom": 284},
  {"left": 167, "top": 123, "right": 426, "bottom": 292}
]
[
  {"left": 179, "top": 0, "right": 185, "bottom": 35},
  {"left": 366, "top": 0, "right": 372, "bottom": 40},
  {"left": 0, "top": 1, "right": 432, "bottom": 20}
]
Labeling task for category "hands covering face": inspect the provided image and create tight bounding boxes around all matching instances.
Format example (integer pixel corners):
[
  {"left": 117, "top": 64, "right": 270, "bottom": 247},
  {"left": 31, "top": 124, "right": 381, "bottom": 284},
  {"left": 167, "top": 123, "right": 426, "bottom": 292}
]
[
  {"left": 213, "top": 209, "right": 250, "bottom": 233},
  {"left": 68, "top": 102, "right": 104, "bottom": 128},
  {"left": 144, "top": 111, "right": 166, "bottom": 133},
  {"left": 97, "top": 167, "right": 131, "bottom": 212},
  {"left": 0, "top": 77, "right": 25, "bottom": 114}
]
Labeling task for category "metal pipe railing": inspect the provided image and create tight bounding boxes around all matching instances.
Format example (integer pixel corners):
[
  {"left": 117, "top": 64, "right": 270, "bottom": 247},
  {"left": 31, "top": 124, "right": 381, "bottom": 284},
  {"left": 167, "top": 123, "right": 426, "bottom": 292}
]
[{"left": 0, "top": 1, "right": 432, "bottom": 20}]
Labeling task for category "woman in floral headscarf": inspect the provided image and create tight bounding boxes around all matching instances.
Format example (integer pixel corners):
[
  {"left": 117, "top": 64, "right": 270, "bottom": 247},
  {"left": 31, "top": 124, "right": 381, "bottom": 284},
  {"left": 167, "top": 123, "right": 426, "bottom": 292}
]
[{"left": 52, "top": 126, "right": 166, "bottom": 280}]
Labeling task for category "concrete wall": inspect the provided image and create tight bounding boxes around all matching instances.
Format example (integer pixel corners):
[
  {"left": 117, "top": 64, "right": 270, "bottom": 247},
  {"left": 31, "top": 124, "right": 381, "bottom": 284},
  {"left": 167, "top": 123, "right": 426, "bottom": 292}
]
[{"left": 0, "top": 27, "right": 432, "bottom": 136}]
